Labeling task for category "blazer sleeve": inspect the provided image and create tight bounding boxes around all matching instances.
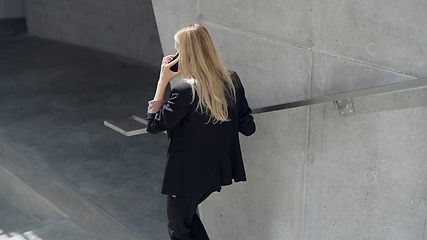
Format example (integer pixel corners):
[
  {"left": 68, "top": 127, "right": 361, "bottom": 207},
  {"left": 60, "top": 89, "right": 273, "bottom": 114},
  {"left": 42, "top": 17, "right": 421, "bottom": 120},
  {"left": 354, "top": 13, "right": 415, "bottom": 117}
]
[
  {"left": 233, "top": 72, "right": 256, "bottom": 136},
  {"left": 146, "top": 85, "right": 190, "bottom": 134}
]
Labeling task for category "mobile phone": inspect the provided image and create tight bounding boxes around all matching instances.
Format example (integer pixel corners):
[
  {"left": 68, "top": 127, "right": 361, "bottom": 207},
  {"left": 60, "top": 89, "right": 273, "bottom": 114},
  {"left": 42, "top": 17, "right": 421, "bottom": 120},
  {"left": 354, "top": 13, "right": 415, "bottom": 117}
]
[{"left": 169, "top": 52, "right": 179, "bottom": 72}]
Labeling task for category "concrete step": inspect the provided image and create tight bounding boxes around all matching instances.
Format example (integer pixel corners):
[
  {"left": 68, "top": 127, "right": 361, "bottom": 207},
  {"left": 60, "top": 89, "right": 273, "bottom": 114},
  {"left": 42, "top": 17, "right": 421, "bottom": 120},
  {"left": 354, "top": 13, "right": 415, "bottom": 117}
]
[
  {"left": 6, "top": 219, "right": 97, "bottom": 240},
  {"left": 0, "top": 197, "right": 56, "bottom": 240},
  {"left": 8, "top": 218, "right": 55, "bottom": 236},
  {"left": 0, "top": 197, "right": 29, "bottom": 234},
  {"left": 0, "top": 219, "right": 42, "bottom": 240},
  {"left": 0, "top": 197, "right": 95, "bottom": 240},
  {"left": 0, "top": 197, "right": 94, "bottom": 239},
  {"left": 0, "top": 145, "right": 139, "bottom": 240}
]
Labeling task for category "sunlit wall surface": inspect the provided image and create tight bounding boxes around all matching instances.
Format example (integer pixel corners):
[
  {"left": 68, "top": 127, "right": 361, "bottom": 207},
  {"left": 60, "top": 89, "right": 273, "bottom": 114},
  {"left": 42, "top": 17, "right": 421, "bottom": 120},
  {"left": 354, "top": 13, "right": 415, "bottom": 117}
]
[{"left": 151, "top": 1, "right": 427, "bottom": 239}]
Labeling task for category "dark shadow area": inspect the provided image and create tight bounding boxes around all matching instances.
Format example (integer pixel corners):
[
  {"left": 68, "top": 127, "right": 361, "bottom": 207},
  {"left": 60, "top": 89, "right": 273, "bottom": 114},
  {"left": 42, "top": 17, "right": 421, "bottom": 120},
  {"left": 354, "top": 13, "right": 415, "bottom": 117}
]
[
  {"left": 0, "top": 19, "right": 170, "bottom": 240},
  {"left": 0, "top": 18, "right": 26, "bottom": 37}
]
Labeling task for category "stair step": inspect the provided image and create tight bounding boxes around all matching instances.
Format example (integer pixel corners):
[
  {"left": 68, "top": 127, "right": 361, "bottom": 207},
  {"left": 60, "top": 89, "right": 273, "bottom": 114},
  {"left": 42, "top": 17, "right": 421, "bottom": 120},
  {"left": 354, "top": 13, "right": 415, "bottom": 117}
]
[
  {"left": 0, "top": 198, "right": 29, "bottom": 233},
  {"left": 9, "top": 218, "right": 55, "bottom": 236},
  {"left": 7, "top": 219, "right": 97, "bottom": 240},
  {"left": 0, "top": 232, "right": 11, "bottom": 240}
]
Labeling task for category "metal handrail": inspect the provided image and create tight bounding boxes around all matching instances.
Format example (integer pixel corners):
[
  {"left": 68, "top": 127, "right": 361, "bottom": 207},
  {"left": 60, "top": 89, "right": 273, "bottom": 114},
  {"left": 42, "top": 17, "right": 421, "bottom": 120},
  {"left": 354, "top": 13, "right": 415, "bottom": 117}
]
[
  {"left": 252, "top": 77, "right": 427, "bottom": 114},
  {"left": 105, "top": 77, "right": 427, "bottom": 136}
]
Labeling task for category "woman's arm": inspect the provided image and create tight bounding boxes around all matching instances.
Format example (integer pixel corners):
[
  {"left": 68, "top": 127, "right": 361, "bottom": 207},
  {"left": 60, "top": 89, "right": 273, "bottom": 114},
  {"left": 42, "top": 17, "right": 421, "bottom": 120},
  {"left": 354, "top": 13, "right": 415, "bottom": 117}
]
[
  {"left": 147, "top": 54, "right": 180, "bottom": 116},
  {"left": 146, "top": 55, "right": 182, "bottom": 134},
  {"left": 151, "top": 55, "right": 180, "bottom": 103},
  {"left": 146, "top": 85, "right": 190, "bottom": 134},
  {"left": 233, "top": 72, "right": 256, "bottom": 136}
]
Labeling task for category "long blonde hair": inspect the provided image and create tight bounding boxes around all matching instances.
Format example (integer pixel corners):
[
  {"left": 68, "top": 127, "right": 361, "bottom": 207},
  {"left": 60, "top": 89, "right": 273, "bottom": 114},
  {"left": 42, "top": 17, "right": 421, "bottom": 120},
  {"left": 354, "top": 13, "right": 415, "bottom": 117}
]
[{"left": 175, "top": 24, "right": 236, "bottom": 124}]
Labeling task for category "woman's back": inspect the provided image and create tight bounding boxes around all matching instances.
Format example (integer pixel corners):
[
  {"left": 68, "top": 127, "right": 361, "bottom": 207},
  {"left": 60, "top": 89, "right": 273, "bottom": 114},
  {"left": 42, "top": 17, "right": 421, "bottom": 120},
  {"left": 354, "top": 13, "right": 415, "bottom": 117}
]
[
  {"left": 147, "top": 71, "right": 255, "bottom": 195},
  {"left": 145, "top": 23, "right": 255, "bottom": 240}
]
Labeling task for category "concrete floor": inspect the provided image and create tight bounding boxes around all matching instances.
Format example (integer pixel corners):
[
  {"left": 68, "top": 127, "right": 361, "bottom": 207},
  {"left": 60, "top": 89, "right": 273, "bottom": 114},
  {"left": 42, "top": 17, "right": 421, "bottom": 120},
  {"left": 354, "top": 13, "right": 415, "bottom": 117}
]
[{"left": 0, "top": 19, "right": 170, "bottom": 239}]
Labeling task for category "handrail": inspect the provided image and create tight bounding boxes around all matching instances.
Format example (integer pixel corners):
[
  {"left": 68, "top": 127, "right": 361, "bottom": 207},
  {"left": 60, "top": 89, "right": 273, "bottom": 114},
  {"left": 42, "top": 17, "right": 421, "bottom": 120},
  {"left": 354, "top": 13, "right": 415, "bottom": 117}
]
[
  {"left": 252, "top": 77, "right": 427, "bottom": 115},
  {"left": 105, "top": 77, "right": 427, "bottom": 136}
]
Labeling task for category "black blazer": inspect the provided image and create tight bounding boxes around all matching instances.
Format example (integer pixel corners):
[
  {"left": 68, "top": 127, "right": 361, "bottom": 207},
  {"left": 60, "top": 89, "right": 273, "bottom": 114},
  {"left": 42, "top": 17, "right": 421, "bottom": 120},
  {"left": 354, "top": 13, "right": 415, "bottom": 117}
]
[{"left": 146, "top": 71, "right": 255, "bottom": 195}]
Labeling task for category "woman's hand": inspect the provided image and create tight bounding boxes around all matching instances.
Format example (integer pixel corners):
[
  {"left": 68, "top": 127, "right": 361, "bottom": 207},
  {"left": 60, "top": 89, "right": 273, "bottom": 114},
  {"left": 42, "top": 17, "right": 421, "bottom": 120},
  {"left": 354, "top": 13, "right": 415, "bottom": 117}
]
[
  {"left": 158, "top": 54, "right": 180, "bottom": 86},
  {"left": 153, "top": 54, "right": 180, "bottom": 101}
]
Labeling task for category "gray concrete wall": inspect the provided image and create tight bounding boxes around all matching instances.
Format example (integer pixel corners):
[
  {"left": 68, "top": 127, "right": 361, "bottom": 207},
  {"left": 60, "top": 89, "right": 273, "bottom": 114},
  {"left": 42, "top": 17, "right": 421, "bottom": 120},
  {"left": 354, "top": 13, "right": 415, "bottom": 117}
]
[
  {"left": 152, "top": 0, "right": 427, "bottom": 239},
  {"left": 0, "top": 0, "right": 25, "bottom": 18},
  {"left": 25, "top": 0, "right": 163, "bottom": 68}
]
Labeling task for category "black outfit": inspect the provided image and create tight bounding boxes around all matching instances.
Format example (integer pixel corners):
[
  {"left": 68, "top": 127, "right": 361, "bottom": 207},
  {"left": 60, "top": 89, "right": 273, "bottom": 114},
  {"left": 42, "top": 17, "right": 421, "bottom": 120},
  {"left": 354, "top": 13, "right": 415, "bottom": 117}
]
[
  {"left": 146, "top": 71, "right": 255, "bottom": 239},
  {"left": 167, "top": 193, "right": 211, "bottom": 240}
]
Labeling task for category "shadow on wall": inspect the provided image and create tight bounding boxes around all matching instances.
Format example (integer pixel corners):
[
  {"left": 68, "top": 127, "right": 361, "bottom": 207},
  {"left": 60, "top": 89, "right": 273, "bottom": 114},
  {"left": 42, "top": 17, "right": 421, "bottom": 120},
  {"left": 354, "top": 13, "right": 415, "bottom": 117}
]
[
  {"left": 24, "top": 0, "right": 163, "bottom": 68},
  {"left": 0, "top": 0, "right": 25, "bottom": 19},
  {"left": 0, "top": 18, "right": 27, "bottom": 36}
]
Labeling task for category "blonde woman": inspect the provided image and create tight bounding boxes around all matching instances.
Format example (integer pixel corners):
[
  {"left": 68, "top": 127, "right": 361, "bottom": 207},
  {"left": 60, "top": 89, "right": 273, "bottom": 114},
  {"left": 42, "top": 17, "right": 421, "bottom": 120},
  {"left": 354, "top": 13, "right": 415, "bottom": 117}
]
[{"left": 146, "top": 24, "right": 255, "bottom": 240}]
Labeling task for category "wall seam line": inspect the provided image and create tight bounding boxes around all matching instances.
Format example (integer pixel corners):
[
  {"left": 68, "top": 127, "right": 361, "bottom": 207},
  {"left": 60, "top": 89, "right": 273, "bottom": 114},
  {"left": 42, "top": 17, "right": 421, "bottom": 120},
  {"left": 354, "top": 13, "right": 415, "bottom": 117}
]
[
  {"left": 302, "top": 47, "right": 315, "bottom": 240},
  {"left": 155, "top": 7, "right": 421, "bottom": 79},
  {"left": 206, "top": 21, "right": 417, "bottom": 80},
  {"left": 301, "top": 104, "right": 312, "bottom": 240},
  {"left": 302, "top": 0, "right": 317, "bottom": 238},
  {"left": 423, "top": 206, "right": 427, "bottom": 240}
]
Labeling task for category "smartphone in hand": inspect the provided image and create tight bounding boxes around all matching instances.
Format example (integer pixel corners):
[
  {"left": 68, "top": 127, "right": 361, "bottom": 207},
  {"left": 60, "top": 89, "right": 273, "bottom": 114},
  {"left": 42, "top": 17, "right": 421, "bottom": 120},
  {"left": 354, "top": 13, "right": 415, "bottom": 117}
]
[{"left": 169, "top": 53, "right": 179, "bottom": 72}]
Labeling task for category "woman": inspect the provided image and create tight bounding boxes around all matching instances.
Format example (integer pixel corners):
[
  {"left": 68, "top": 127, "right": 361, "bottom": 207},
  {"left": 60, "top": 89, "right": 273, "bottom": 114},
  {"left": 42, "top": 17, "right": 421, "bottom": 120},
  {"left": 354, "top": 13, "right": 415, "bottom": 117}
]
[{"left": 146, "top": 24, "right": 255, "bottom": 240}]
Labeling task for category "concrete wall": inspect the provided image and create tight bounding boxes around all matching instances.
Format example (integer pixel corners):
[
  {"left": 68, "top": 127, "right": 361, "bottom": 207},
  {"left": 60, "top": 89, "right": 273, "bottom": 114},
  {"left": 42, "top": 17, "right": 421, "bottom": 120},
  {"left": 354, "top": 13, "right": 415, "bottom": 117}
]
[
  {"left": 152, "top": 0, "right": 427, "bottom": 239},
  {"left": 25, "top": 0, "right": 163, "bottom": 68},
  {"left": 0, "top": 0, "right": 25, "bottom": 18}
]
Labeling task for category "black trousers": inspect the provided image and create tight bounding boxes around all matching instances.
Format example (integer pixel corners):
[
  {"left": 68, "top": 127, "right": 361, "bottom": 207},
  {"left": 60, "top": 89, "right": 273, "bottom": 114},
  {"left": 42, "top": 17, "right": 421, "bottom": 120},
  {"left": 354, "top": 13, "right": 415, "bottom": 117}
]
[{"left": 167, "top": 193, "right": 211, "bottom": 240}]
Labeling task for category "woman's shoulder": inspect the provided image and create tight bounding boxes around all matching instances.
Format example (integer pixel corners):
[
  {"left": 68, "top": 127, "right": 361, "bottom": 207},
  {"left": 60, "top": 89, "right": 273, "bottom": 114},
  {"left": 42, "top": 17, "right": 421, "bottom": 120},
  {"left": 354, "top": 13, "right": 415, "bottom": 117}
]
[
  {"left": 229, "top": 70, "right": 241, "bottom": 84},
  {"left": 172, "top": 81, "right": 192, "bottom": 92},
  {"left": 170, "top": 81, "right": 194, "bottom": 103},
  {"left": 229, "top": 71, "right": 244, "bottom": 92}
]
